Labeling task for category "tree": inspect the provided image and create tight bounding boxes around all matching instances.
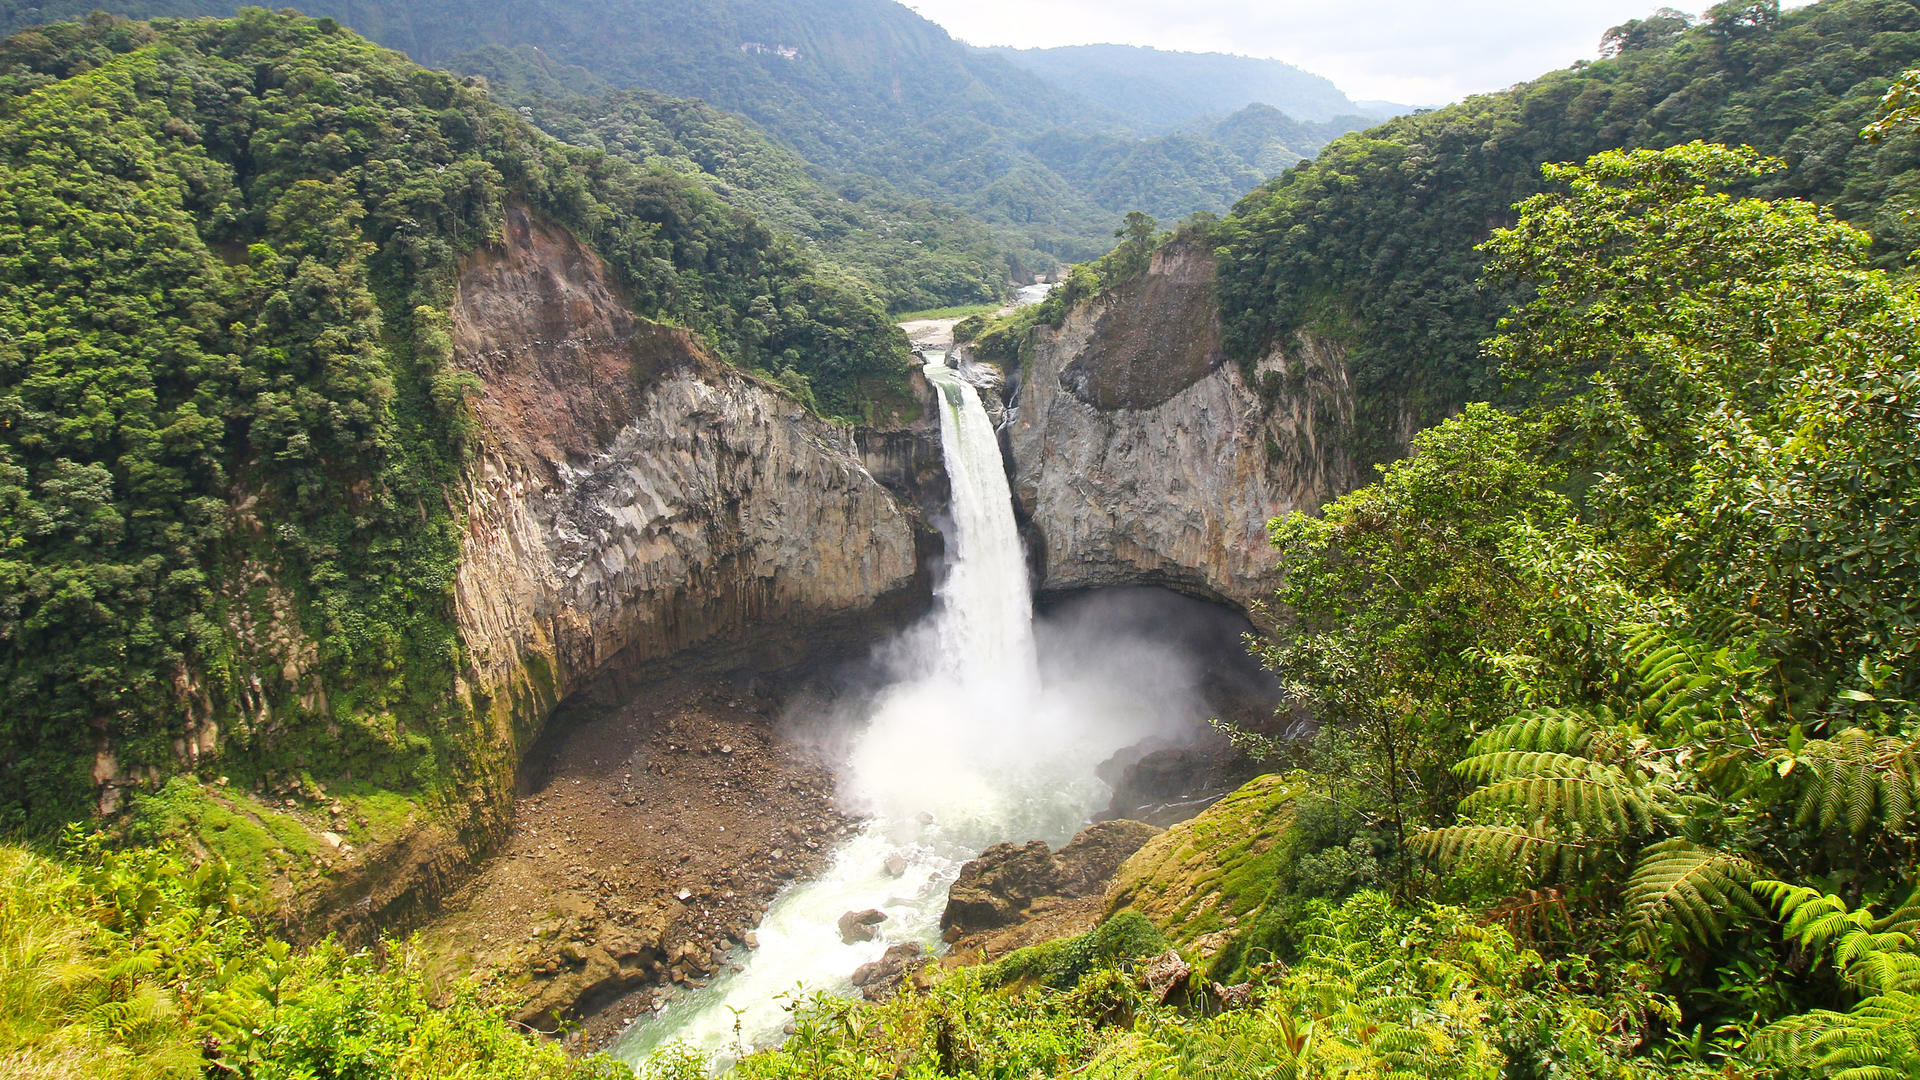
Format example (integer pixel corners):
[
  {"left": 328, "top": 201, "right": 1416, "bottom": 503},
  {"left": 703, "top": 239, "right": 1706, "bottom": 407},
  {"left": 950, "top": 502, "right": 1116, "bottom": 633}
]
[
  {"left": 1239, "top": 404, "right": 1568, "bottom": 891},
  {"left": 1600, "top": 8, "right": 1694, "bottom": 57}
]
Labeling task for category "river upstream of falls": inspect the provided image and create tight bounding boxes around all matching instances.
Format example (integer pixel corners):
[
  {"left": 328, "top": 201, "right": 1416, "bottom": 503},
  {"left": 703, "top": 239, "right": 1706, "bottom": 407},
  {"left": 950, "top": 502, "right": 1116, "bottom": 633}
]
[{"left": 612, "top": 349, "right": 1195, "bottom": 1072}]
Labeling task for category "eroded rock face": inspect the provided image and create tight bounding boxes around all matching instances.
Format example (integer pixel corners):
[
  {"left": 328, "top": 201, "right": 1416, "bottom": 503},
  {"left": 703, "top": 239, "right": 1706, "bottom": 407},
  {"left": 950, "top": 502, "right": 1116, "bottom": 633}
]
[
  {"left": 451, "top": 204, "right": 926, "bottom": 758},
  {"left": 1006, "top": 240, "right": 1362, "bottom": 609}
]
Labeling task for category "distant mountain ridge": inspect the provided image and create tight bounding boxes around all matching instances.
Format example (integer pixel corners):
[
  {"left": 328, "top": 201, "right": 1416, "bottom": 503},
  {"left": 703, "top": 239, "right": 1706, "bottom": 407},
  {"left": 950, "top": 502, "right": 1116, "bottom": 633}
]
[
  {"left": 0, "top": 0, "right": 1381, "bottom": 260},
  {"left": 981, "top": 43, "right": 1404, "bottom": 133}
]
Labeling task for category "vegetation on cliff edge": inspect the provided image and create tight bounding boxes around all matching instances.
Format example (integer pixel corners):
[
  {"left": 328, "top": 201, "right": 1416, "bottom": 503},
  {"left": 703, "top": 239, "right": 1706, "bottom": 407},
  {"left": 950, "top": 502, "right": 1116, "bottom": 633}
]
[
  {"left": 715, "top": 138, "right": 1920, "bottom": 1080},
  {"left": 0, "top": 9, "right": 911, "bottom": 836}
]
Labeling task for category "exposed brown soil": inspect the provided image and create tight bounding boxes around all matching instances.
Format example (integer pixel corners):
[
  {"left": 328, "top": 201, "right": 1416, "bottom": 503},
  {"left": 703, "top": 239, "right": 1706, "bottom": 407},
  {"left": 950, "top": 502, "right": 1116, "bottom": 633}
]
[{"left": 417, "top": 675, "right": 856, "bottom": 1052}]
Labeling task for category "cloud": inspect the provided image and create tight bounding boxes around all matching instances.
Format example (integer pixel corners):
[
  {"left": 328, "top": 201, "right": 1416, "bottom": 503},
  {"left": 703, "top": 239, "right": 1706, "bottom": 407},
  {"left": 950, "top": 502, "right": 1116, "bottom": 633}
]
[{"left": 905, "top": 1, "right": 1811, "bottom": 105}]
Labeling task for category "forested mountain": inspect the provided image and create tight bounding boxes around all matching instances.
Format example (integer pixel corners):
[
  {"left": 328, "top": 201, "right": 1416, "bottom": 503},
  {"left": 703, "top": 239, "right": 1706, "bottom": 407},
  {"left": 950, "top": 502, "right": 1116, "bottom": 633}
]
[
  {"left": 0, "top": 0, "right": 1374, "bottom": 262},
  {"left": 1212, "top": 0, "right": 1920, "bottom": 462},
  {"left": 0, "top": 9, "right": 908, "bottom": 834},
  {"left": 455, "top": 44, "right": 1032, "bottom": 310},
  {"left": 982, "top": 43, "right": 1398, "bottom": 131}
]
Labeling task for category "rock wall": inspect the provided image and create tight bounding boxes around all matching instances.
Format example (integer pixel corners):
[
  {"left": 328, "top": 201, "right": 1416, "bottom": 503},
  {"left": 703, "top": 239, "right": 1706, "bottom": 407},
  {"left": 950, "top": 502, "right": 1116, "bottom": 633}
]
[
  {"left": 452, "top": 205, "right": 929, "bottom": 750},
  {"left": 1005, "top": 240, "right": 1362, "bottom": 610},
  {"left": 292, "top": 204, "right": 934, "bottom": 939}
]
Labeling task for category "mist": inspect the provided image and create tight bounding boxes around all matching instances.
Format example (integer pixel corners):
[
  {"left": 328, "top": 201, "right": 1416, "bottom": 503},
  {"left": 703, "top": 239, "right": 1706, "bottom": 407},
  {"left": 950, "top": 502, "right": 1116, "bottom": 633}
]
[{"left": 615, "top": 358, "right": 1237, "bottom": 1071}]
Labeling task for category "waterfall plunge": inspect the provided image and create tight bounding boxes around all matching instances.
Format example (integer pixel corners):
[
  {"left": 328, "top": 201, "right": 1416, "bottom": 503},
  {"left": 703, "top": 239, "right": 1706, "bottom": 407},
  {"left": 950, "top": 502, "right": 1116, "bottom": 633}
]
[{"left": 616, "top": 353, "right": 1174, "bottom": 1072}]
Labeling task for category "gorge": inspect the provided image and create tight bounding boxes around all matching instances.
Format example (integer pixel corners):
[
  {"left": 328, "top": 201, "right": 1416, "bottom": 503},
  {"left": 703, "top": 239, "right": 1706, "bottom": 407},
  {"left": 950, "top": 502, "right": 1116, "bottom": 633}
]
[
  {"left": 440, "top": 293, "right": 1299, "bottom": 1064},
  {"left": 9, "top": 3, "right": 1920, "bottom": 1077}
]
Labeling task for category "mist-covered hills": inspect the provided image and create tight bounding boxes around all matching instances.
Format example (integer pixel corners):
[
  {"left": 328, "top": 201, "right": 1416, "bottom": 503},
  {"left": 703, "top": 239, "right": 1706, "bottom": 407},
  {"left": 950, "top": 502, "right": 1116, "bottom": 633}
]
[
  {"left": 0, "top": 0, "right": 1376, "bottom": 265},
  {"left": 982, "top": 43, "right": 1404, "bottom": 132}
]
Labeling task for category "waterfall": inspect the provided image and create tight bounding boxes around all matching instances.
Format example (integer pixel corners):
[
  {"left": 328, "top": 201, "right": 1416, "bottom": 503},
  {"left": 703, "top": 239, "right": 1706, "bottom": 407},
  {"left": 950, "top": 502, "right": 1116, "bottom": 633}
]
[
  {"left": 615, "top": 347, "right": 1175, "bottom": 1073},
  {"left": 920, "top": 353, "right": 1039, "bottom": 692}
]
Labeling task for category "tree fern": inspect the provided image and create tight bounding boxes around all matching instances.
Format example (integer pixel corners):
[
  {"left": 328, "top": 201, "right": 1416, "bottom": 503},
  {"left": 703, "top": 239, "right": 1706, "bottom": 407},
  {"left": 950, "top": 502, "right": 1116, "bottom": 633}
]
[
  {"left": 1461, "top": 710, "right": 1598, "bottom": 756},
  {"left": 1426, "top": 625, "right": 1779, "bottom": 947},
  {"left": 1753, "top": 882, "right": 1920, "bottom": 1079},
  {"left": 1790, "top": 727, "right": 1920, "bottom": 835},
  {"left": 1456, "top": 753, "right": 1662, "bottom": 834},
  {"left": 1418, "top": 822, "right": 1593, "bottom": 881},
  {"left": 1622, "top": 838, "right": 1763, "bottom": 947}
]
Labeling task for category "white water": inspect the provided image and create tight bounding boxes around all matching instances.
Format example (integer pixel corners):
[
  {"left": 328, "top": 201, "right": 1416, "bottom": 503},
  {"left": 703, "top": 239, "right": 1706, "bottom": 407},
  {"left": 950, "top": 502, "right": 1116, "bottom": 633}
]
[{"left": 614, "top": 346, "right": 1171, "bottom": 1073}]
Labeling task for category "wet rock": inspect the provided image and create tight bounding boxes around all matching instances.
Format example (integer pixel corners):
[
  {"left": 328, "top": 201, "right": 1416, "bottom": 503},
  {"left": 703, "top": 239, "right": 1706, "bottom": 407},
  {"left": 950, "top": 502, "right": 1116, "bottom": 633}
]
[
  {"left": 838, "top": 908, "right": 888, "bottom": 944},
  {"left": 883, "top": 853, "right": 908, "bottom": 878},
  {"left": 940, "top": 820, "right": 1161, "bottom": 937},
  {"left": 941, "top": 841, "right": 1054, "bottom": 933},
  {"left": 850, "top": 941, "right": 927, "bottom": 1000}
]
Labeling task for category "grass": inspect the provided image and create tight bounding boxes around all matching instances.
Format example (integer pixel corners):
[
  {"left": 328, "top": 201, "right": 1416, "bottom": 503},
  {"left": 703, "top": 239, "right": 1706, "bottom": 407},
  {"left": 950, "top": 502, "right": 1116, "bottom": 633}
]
[
  {"left": 891, "top": 301, "right": 1003, "bottom": 322},
  {"left": 125, "top": 777, "right": 323, "bottom": 879}
]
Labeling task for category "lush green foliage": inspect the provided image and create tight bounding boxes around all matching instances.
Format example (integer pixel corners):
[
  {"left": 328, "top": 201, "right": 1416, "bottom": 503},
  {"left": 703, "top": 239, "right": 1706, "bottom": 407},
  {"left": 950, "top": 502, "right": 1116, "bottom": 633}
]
[
  {"left": 727, "top": 893, "right": 1689, "bottom": 1079},
  {"left": 1238, "top": 142, "right": 1920, "bottom": 1074},
  {"left": 0, "top": 10, "right": 910, "bottom": 832},
  {"left": 1216, "top": 0, "right": 1920, "bottom": 465},
  {"left": 0, "top": 0, "right": 1367, "bottom": 264},
  {"left": 454, "top": 47, "right": 1030, "bottom": 313},
  {"left": 0, "top": 836, "right": 629, "bottom": 1078}
]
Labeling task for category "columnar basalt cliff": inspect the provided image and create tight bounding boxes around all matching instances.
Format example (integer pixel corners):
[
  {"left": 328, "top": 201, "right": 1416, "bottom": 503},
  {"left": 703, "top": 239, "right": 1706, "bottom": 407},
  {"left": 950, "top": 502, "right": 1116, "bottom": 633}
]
[
  {"left": 452, "top": 206, "right": 930, "bottom": 748},
  {"left": 1005, "top": 241, "right": 1363, "bottom": 610}
]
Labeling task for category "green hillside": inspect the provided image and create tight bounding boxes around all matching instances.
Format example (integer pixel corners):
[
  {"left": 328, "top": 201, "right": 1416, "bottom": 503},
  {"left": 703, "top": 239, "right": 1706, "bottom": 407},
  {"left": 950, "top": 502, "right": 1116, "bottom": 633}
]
[
  {"left": 0, "top": 9, "right": 909, "bottom": 834},
  {"left": 1215, "top": 0, "right": 1920, "bottom": 463},
  {"left": 456, "top": 45, "right": 1034, "bottom": 311},
  {"left": 982, "top": 43, "right": 1395, "bottom": 131},
  {"left": 0, "top": 0, "right": 1366, "bottom": 262}
]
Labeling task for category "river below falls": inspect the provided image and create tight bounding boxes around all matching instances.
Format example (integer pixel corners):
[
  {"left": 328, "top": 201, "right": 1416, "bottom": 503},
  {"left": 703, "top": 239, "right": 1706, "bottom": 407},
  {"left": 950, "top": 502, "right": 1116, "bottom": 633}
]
[{"left": 613, "top": 293, "right": 1189, "bottom": 1073}]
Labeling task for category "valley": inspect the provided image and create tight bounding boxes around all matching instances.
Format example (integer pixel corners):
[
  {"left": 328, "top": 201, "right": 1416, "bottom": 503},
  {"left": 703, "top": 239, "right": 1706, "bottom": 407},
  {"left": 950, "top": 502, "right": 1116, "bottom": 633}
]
[{"left": 3, "top": 1, "right": 1920, "bottom": 1079}]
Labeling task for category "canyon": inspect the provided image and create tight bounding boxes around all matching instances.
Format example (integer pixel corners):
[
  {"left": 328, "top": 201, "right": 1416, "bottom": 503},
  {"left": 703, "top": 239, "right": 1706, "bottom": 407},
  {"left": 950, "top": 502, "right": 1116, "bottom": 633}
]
[{"left": 308, "top": 207, "right": 1365, "bottom": 1046}]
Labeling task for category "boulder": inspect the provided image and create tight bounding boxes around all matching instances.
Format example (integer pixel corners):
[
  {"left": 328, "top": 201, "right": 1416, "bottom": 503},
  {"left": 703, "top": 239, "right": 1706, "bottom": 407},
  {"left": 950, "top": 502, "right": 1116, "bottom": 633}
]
[
  {"left": 850, "top": 940, "right": 927, "bottom": 1000},
  {"left": 940, "top": 840, "right": 1056, "bottom": 934},
  {"left": 838, "top": 908, "right": 888, "bottom": 944},
  {"left": 940, "top": 820, "right": 1161, "bottom": 938}
]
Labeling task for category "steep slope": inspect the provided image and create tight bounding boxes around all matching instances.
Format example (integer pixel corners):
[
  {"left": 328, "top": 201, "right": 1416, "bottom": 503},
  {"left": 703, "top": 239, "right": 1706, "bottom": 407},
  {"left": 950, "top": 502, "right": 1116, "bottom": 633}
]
[
  {"left": 983, "top": 43, "right": 1391, "bottom": 131},
  {"left": 458, "top": 52, "right": 1041, "bottom": 310},
  {"left": 0, "top": 9, "right": 925, "bottom": 919},
  {"left": 1216, "top": 0, "right": 1920, "bottom": 464},
  {"left": 1002, "top": 240, "right": 1359, "bottom": 608}
]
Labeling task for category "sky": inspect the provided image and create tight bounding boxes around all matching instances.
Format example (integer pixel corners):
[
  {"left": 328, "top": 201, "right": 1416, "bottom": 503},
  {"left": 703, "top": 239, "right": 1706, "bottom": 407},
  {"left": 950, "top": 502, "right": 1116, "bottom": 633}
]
[{"left": 902, "top": 1, "right": 1813, "bottom": 106}]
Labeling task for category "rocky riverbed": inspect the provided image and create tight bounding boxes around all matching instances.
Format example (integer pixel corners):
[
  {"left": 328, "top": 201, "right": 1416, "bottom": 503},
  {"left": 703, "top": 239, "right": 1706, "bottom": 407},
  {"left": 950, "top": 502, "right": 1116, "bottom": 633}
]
[{"left": 417, "top": 676, "right": 856, "bottom": 1051}]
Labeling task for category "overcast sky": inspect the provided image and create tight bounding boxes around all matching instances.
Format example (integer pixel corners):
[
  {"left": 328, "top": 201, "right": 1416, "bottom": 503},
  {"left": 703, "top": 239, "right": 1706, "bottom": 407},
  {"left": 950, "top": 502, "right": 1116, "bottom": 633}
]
[{"left": 903, "top": 1, "right": 1813, "bottom": 106}]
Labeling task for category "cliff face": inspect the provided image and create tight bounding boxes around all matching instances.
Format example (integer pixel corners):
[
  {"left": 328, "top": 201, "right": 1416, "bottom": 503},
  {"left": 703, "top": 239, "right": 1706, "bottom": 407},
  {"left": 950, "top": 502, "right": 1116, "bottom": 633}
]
[
  {"left": 452, "top": 205, "right": 927, "bottom": 743},
  {"left": 1006, "top": 241, "right": 1361, "bottom": 609},
  {"left": 291, "top": 205, "right": 931, "bottom": 938}
]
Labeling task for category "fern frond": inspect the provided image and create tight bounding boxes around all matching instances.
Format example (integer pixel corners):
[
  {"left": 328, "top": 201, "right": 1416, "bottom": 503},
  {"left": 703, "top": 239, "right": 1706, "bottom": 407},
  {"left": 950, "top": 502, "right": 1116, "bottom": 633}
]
[
  {"left": 1795, "top": 727, "right": 1920, "bottom": 835},
  {"left": 1456, "top": 758, "right": 1660, "bottom": 836},
  {"left": 1624, "top": 838, "right": 1763, "bottom": 947},
  {"left": 1877, "top": 888, "right": 1920, "bottom": 938},
  {"left": 1464, "top": 710, "right": 1599, "bottom": 756},
  {"left": 1849, "top": 944, "right": 1920, "bottom": 995},
  {"left": 1624, "top": 629, "right": 1726, "bottom": 725},
  {"left": 1415, "top": 824, "right": 1585, "bottom": 880}
]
